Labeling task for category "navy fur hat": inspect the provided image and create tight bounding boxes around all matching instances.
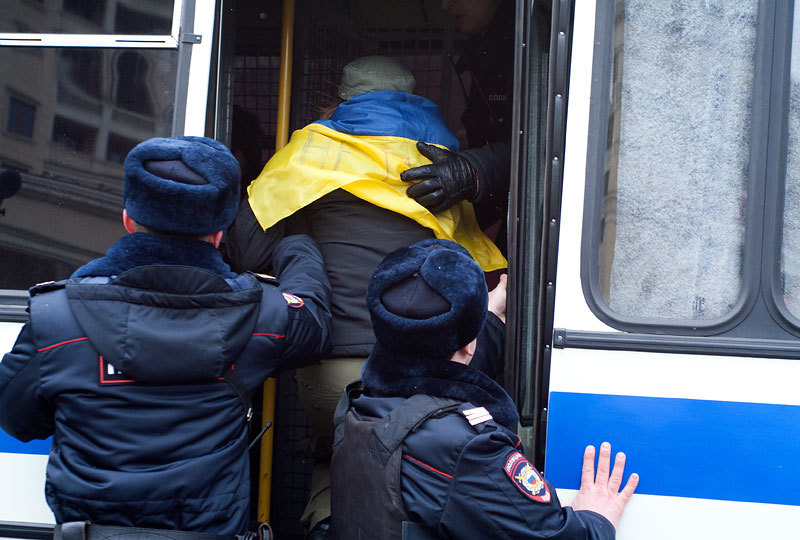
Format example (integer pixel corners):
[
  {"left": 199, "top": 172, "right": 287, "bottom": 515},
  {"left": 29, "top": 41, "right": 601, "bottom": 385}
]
[
  {"left": 367, "top": 239, "right": 488, "bottom": 359},
  {"left": 123, "top": 136, "right": 240, "bottom": 235}
]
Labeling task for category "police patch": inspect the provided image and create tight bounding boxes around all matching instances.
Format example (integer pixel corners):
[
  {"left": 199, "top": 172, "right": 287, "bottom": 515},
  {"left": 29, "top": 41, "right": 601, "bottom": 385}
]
[
  {"left": 99, "top": 356, "right": 135, "bottom": 384},
  {"left": 282, "top": 293, "right": 304, "bottom": 308},
  {"left": 504, "top": 451, "right": 551, "bottom": 503}
]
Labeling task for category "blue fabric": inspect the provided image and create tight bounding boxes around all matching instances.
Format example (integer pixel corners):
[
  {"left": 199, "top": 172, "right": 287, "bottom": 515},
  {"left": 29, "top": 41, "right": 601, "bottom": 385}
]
[
  {"left": 0, "top": 234, "right": 332, "bottom": 534},
  {"left": 315, "top": 91, "right": 460, "bottom": 151}
]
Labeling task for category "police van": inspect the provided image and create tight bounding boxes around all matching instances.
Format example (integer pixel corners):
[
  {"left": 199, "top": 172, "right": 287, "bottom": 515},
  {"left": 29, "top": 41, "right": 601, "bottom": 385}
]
[{"left": 1, "top": 0, "right": 799, "bottom": 539}]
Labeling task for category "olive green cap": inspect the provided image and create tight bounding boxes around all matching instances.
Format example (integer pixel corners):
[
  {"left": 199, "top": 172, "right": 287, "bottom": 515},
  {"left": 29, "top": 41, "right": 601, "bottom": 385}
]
[{"left": 338, "top": 56, "right": 416, "bottom": 100}]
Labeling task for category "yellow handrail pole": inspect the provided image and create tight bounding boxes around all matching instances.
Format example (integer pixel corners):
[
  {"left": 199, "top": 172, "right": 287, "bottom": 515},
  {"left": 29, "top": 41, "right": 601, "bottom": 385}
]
[
  {"left": 257, "top": 378, "right": 277, "bottom": 522},
  {"left": 257, "top": 0, "right": 295, "bottom": 523},
  {"left": 275, "top": 0, "right": 295, "bottom": 151}
]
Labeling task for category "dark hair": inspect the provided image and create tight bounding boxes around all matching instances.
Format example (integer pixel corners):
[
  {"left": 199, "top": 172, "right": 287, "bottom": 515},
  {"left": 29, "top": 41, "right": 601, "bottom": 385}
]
[{"left": 318, "top": 98, "right": 344, "bottom": 121}]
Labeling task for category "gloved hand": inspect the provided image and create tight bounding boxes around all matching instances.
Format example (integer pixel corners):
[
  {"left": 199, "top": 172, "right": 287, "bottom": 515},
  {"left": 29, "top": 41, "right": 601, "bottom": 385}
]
[{"left": 400, "top": 142, "right": 479, "bottom": 214}]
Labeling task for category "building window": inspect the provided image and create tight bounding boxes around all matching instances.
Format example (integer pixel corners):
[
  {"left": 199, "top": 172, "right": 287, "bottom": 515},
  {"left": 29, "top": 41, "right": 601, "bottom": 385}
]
[
  {"left": 7, "top": 97, "right": 36, "bottom": 138},
  {"left": 115, "top": 52, "right": 153, "bottom": 115},
  {"left": 1, "top": 0, "right": 174, "bottom": 34},
  {"left": 62, "top": 49, "right": 103, "bottom": 99},
  {"left": 114, "top": 4, "right": 171, "bottom": 35},
  {"left": 63, "top": 0, "right": 105, "bottom": 26},
  {"left": 105, "top": 133, "right": 138, "bottom": 164},
  {"left": 52, "top": 116, "right": 97, "bottom": 154}
]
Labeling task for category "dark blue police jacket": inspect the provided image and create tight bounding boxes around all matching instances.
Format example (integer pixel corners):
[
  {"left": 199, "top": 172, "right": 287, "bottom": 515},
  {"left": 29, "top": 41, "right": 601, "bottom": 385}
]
[
  {"left": 0, "top": 233, "right": 332, "bottom": 534},
  {"left": 351, "top": 336, "right": 616, "bottom": 539}
]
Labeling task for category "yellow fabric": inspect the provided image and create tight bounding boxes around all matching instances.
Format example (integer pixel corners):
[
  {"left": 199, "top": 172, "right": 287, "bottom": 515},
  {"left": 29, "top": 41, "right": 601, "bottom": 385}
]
[{"left": 247, "top": 123, "right": 506, "bottom": 271}]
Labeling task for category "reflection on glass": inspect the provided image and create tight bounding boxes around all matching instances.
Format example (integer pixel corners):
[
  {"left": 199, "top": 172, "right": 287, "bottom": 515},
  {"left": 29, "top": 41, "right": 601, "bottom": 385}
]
[
  {"left": 781, "top": 7, "right": 800, "bottom": 318},
  {"left": 0, "top": 0, "right": 174, "bottom": 35},
  {"left": 0, "top": 47, "right": 177, "bottom": 289},
  {"left": 6, "top": 97, "right": 35, "bottom": 138},
  {"left": 599, "top": 0, "right": 756, "bottom": 320}
]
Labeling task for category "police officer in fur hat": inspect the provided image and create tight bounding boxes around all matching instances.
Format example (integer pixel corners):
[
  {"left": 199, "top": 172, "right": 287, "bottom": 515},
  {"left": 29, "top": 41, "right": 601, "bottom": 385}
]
[
  {"left": 0, "top": 136, "right": 332, "bottom": 537},
  {"left": 330, "top": 239, "right": 638, "bottom": 540}
]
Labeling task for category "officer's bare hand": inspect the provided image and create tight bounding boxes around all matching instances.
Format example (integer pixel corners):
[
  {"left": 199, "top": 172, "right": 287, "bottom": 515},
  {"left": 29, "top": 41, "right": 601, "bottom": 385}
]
[
  {"left": 567, "top": 442, "right": 639, "bottom": 528},
  {"left": 487, "top": 273, "right": 507, "bottom": 323}
]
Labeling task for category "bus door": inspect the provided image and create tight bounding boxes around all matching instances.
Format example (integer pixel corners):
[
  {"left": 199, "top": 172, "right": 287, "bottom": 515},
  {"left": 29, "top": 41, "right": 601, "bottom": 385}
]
[
  {"left": 529, "top": 1, "right": 800, "bottom": 538},
  {"left": 0, "top": 0, "right": 219, "bottom": 532},
  {"left": 0, "top": 0, "right": 502, "bottom": 536},
  {"left": 224, "top": 0, "right": 504, "bottom": 536}
]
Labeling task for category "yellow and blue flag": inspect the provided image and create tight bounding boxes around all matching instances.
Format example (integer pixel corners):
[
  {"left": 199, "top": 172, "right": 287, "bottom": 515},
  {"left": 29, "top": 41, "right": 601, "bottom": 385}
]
[{"left": 248, "top": 91, "right": 506, "bottom": 271}]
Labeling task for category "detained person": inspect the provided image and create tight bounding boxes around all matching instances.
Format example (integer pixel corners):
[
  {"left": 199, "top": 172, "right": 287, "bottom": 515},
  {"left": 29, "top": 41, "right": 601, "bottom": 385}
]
[{"left": 225, "top": 55, "right": 505, "bottom": 539}]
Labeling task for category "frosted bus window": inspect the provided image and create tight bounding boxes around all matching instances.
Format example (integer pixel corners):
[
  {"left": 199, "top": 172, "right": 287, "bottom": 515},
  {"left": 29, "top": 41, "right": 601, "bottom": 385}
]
[
  {"left": 598, "top": 1, "right": 757, "bottom": 320},
  {"left": 781, "top": 8, "right": 800, "bottom": 319}
]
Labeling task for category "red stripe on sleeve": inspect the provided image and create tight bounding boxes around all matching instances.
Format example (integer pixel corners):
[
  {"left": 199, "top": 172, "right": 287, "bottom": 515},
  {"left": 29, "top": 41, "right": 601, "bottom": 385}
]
[
  {"left": 38, "top": 336, "right": 89, "bottom": 352},
  {"left": 403, "top": 454, "right": 454, "bottom": 479}
]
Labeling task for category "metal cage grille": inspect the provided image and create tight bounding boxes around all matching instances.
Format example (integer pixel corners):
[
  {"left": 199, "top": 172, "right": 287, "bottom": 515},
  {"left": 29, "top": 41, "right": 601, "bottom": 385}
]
[{"left": 232, "top": 1, "right": 462, "bottom": 537}]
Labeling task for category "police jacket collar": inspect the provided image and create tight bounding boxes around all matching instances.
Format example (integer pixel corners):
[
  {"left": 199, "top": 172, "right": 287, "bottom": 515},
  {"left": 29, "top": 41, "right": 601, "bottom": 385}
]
[
  {"left": 71, "top": 232, "right": 236, "bottom": 279},
  {"left": 362, "top": 341, "right": 519, "bottom": 429}
]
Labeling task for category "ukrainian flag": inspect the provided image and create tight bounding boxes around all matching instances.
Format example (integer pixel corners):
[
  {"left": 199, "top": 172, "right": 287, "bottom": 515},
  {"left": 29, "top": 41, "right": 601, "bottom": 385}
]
[{"left": 248, "top": 91, "right": 506, "bottom": 271}]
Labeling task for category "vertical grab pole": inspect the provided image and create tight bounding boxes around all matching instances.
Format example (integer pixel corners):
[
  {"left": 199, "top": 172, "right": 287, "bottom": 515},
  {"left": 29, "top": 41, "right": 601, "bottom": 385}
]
[
  {"left": 257, "top": 0, "right": 295, "bottom": 523},
  {"left": 257, "top": 379, "right": 277, "bottom": 523},
  {"left": 275, "top": 0, "right": 295, "bottom": 151}
]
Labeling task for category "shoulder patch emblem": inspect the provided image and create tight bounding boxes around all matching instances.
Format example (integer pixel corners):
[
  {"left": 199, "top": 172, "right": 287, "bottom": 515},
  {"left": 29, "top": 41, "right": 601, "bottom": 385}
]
[
  {"left": 282, "top": 292, "right": 304, "bottom": 308},
  {"left": 462, "top": 406, "right": 493, "bottom": 425},
  {"left": 29, "top": 279, "right": 67, "bottom": 296},
  {"left": 504, "top": 451, "right": 551, "bottom": 503},
  {"left": 253, "top": 272, "right": 279, "bottom": 284}
]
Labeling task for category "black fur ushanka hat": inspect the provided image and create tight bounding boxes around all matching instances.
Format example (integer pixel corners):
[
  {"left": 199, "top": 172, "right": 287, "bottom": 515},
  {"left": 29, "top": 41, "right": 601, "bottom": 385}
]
[
  {"left": 123, "top": 136, "right": 240, "bottom": 235},
  {"left": 366, "top": 238, "right": 488, "bottom": 359}
]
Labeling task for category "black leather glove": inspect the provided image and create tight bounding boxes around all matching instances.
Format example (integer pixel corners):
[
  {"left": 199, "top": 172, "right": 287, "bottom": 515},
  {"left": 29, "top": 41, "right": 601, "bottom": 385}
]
[{"left": 400, "top": 142, "right": 479, "bottom": 214}]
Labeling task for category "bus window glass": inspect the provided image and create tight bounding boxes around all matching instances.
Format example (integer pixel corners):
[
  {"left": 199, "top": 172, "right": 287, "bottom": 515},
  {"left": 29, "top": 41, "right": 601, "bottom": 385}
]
[
  {"left": 781, "top": 6, "right": 800, "bottom": 318},
  {"left": 0, "top": 0, "right": 174, "bottom": 35},
  {"left": 0, "top": 47, "right": 177, "bottom": 289},
  {"left": 598, "top": 1, "right": 757, "bottom": 320}
]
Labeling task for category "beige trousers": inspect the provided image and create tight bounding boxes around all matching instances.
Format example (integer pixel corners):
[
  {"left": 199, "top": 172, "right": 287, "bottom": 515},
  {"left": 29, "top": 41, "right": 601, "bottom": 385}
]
[{"left": 294, "top": 356, "right": 365, "bottom": 532}]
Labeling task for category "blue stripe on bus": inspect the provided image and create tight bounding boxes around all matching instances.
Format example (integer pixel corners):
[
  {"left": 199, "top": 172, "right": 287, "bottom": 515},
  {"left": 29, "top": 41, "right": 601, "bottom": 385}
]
[
  {"left": 545, "top": 392, "right": 800, "bottom": 506},
  {"left": 0, "top": 431, "right": 50, "bottom": 455}
]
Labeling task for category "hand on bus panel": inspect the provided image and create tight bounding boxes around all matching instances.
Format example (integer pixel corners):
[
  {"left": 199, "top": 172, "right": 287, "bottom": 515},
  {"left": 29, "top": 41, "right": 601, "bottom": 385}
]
[
  {"left": 566, "top": 442, "right": 639, "bottom": 528},
  {"left": 488, "top": 273, "right": 507, "bottom": 323},
  {"left": 401, "top": 142, "right": 479, "bottom": 214}
]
